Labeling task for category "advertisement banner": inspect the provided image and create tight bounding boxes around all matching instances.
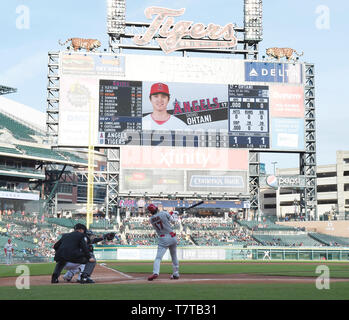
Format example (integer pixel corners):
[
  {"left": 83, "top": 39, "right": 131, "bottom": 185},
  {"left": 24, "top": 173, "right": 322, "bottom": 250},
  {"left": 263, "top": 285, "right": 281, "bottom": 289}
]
[
  {"left": 260, "top": 175, "right": 306, "bottom": 189},
  {"left": 58, "top": 76, "right": 99, "bottom": 146},
  {"left": 271, "top": 118, "right": 305, "bottom": 150},
  {"left": 245, "top": 62, "right": 303, "bottom": 84},
  {"left": 0, "top": 191, "right": 40, "bottom": 201},
  {"left": 61, "top": 52, "right": 125, "bottom": 77},
  {"left": 120, "top": 146, "right": 248, "bottom": 170},
  {"left": 186, "top": 170, "right": 247, "bottom": 193},
  {"left": 269, "top": 85, "right": 304, "bottom": 118},
  {"left": 118, "top": 199, "right": 249, "bottom": 209},
  {"left": 121, "top": 169, "right": 185, "bottom": 193}
]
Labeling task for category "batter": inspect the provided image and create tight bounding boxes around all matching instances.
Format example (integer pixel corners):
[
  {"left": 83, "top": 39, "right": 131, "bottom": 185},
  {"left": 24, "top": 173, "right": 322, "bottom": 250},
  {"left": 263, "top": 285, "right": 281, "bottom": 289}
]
[{"left": 147, "top": 203, "right": 180, "bottom": 281}]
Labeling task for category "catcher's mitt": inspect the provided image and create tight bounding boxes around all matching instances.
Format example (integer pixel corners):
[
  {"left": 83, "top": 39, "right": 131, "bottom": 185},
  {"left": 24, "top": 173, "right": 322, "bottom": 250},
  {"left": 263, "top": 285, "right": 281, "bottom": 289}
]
[{"left": 103, "top": 232, "right": 116, "bottom": 241}]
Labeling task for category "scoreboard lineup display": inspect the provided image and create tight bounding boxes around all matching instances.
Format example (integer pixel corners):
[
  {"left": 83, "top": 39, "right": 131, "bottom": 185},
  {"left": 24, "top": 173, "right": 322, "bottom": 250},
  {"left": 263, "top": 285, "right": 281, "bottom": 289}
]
[
  {"left": 98, "top": 81, "right": 270, "bottom": 148},
  {"left": 99, "top": 80, "right": 142, "bottom": 144}
]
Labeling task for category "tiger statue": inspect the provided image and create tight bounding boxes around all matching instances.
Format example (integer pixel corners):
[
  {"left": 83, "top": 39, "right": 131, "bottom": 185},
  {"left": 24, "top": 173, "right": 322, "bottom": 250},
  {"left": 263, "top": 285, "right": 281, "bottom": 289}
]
[
  {"left": 59, "top": 38, "right": 101, "bottom": 52},
  {"left": 266, "top": 48, "right": 304, "bottom": 62}
]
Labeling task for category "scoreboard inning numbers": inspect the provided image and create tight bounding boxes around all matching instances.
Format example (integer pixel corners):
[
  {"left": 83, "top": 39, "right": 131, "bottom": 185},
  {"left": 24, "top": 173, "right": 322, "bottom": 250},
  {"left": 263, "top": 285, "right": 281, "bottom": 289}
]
[{"left": 228, "top": 85, "right": 269, "bottom": 148}]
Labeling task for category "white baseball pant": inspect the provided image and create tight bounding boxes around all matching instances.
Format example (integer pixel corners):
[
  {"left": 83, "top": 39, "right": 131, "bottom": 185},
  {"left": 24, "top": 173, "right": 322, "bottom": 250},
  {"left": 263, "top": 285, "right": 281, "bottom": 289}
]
[
  {"left": 5, "top": 252, "right": 13, "bottom": 265},
  {"left": 153, "top": 235, "right": 179, "bottom": 277},
  {"left": 63, "top": 262, "right": 85, "bottom": 280}
]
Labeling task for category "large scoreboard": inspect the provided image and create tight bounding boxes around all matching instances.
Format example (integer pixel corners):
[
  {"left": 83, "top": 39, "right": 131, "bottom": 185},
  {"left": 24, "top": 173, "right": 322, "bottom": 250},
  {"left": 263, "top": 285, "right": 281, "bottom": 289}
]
[{"left": 58, "top": 52, "right": 305, "bottom": 151}]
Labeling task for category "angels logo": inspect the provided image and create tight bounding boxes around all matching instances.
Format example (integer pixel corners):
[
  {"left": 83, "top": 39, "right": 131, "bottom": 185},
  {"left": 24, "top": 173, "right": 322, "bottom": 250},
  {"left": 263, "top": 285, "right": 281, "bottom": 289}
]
[{"left": 266, "top": 175, "right": 278, "bottom": 189}]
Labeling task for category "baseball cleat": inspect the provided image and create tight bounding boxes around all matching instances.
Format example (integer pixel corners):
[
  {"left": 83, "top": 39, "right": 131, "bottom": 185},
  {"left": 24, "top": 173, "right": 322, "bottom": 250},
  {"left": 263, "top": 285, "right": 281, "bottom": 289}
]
[
  {"left": 51, "top": 276, "right": 59, "bottom": 284},
  {"left": 170, "top": 275, "right": 179, "bottom": 280},
  {"left": 79, "top": 277, "right": 95, "bottom": 284},
  {"left": 147, "top": 274, "right": 158, "bottom": 281},
  {"left": 63, "top": 277, "right": 72, "bottom": 282}
]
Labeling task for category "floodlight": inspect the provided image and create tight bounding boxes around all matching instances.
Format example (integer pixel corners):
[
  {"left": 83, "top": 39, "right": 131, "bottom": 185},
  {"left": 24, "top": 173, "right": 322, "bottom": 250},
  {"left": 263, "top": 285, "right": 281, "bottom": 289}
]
[{"left": 244, "top": 0, "right": 263, "bottom": 42}]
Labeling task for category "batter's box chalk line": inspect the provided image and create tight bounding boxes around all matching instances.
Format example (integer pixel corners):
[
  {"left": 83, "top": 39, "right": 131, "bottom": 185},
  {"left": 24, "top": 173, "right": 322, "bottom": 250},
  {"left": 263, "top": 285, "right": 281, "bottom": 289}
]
[{"left": 98, "top": 263, "right": 134, "bottom": 279}]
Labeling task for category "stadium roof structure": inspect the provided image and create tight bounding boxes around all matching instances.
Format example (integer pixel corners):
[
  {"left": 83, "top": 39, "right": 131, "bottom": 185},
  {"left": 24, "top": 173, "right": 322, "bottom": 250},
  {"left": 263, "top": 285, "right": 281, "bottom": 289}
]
[
  {"left": 0, "top": 100, "right": 88, "bottom": 169},
  {"left": 0, "top": 144, "right": 88, "bottom": 167},
  {"left": 0, "top": 85, "right": 17, "bottom": 96}
]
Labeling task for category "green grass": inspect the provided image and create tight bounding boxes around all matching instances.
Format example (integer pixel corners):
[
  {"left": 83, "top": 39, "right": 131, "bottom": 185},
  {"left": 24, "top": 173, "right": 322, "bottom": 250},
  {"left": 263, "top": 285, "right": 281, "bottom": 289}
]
[
  {"left": 0, "top": 282, "right": 349, "bottom": 300},
  {"left": 0, "top": 261, "right": 349, "bottom": 300},
  {"left": 108, "top": 261, "right": 349, "bottom": 278},
  {"left": 0, "top": 263, "right": 55, "bottom": 277}
]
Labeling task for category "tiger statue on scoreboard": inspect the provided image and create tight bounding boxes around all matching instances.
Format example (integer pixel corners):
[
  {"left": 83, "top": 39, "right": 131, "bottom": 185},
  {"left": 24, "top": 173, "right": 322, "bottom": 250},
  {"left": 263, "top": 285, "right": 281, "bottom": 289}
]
[
  {"left": 59, "top": 38, "right": 101, "bottom": 52},
  {"left": 266, "top": 48, "right": 304, "bottom": 62}
]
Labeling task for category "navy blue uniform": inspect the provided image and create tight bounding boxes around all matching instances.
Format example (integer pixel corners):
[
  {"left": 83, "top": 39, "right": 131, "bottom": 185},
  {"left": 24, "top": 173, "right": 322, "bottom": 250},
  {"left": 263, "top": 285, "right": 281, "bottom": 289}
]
[
  {"left": 54, "top": 231, "right": 91, "bottom": 263},
  {"left": 51, "top": 231, "right": 93, "bottom": 283}
]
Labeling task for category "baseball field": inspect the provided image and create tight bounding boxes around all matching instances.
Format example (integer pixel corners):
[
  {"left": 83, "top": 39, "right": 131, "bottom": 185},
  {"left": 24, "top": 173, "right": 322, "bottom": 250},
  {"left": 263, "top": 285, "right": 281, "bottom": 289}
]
[{"left": 0, "top": 260, "right": 349, "bottom": 301}]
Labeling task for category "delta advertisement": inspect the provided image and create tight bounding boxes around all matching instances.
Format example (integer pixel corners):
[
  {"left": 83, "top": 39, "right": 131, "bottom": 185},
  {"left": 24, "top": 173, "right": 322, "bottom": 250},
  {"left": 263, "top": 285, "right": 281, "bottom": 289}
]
[
  {"left": 58, "top": 52, "right": 306, "bottom": 151},
  {"left": 119, "top": 146, "right": 248, "bottom": 195}
]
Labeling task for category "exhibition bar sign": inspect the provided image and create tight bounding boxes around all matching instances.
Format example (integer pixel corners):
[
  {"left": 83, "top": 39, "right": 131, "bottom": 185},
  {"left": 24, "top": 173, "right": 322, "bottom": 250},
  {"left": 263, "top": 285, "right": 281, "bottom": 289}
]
[{"left": 133, "top": 7, "right": 238, "bottom": 53}]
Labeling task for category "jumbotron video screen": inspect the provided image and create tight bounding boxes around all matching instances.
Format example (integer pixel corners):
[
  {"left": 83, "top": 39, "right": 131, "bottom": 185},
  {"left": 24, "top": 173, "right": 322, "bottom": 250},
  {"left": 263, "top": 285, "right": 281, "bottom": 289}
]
[{"left": 58, "top": 51, "right": 305, "bottom": 152}]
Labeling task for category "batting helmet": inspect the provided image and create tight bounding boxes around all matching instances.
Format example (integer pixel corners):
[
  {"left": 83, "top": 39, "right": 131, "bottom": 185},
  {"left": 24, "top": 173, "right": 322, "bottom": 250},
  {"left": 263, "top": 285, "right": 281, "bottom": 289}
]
[
  {"left": 147, "top": 204, "right": 158, "bottom": 214},
  {"left": 74, "top": 223, "right": 87, "bottom": 233}
]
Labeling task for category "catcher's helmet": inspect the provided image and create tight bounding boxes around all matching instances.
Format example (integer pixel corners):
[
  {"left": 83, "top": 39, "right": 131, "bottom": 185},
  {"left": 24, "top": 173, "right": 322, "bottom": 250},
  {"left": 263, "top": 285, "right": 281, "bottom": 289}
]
[
  {"left": 74, "top": 223, "right": 87, "bottom": 233},
  {"left": 86, "top": 229, "right": 94, "bottom": 237},
  {"left": 147, "top": 204, "right": 158, "bottom": 214}
]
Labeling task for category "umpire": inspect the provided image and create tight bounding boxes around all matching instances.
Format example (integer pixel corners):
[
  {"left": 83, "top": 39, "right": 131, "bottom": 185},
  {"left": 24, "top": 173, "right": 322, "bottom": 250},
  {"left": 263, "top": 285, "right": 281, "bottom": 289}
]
[{"left": 51, "top": 223, "right": 96, "bottom": 284}]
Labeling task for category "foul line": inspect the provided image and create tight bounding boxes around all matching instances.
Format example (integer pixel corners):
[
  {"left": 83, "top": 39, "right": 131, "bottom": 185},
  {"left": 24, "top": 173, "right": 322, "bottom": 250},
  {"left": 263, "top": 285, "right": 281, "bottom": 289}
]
[{"left": 99, "top": 263, "right": 133, "bottom": 279}]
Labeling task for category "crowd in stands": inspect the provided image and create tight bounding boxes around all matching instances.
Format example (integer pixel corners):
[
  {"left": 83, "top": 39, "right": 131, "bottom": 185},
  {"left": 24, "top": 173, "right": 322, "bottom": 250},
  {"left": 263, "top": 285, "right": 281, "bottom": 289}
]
[{"left": 2, "top": 209, "right": 349, "bottom": 262}]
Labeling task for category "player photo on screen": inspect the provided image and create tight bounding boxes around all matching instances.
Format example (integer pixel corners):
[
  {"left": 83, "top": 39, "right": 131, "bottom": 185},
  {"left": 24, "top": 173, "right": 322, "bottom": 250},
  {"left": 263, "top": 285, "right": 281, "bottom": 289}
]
[
  {"left": 142, "top": 81, "right": 229, "bottom": 131},
  {"left": 142, "top": 83, "right": 188, "bottom": 130}
]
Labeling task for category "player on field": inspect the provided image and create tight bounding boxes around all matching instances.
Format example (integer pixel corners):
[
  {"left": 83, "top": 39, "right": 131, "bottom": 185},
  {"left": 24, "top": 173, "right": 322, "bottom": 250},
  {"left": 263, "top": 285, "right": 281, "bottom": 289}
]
[
  {"left": 147, "top": 203, "right": 180, "bottom": 281},
  {"left": 4, "top": 239, "right": 14, "bottom": 265}
]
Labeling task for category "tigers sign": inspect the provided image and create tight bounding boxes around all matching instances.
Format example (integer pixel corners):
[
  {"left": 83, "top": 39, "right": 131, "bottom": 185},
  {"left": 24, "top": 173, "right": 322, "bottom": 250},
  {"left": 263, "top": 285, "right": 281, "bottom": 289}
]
[{"left": 133, "top": 7, "right": 238, "bottom": 54}]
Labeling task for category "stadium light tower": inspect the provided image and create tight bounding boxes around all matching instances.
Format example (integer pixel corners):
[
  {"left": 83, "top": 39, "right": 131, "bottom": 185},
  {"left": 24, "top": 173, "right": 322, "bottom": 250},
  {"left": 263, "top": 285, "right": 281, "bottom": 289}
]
[
  {"left": 244, "top": 0, "right": 263, "bottom": 42},
  {"left": 107, "top": 0, "right": 126, "bottom": 51}
]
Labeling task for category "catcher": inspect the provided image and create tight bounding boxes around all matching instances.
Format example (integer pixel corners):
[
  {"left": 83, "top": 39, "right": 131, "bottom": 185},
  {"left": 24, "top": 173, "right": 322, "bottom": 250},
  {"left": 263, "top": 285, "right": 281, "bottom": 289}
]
[{"left": 62, "top": 228, "right": 117, "bottom": 284}]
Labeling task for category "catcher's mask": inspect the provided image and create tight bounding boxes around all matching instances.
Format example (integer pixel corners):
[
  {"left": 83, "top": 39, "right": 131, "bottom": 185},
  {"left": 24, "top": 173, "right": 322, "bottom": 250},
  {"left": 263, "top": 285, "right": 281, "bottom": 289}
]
[
  {"left": 147, "top": 204, "right": 158, "bottom": 214},
  {"left": 74, "top": 223, "right": 87, "bottom": 233},
  {"left": 86, "top": 230, "right": 94, "bottom": 237}
]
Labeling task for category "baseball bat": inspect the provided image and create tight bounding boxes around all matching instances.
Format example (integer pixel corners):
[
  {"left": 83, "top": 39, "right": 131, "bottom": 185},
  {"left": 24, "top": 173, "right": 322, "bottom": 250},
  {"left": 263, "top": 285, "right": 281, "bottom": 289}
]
[
  {"left": 175, "top": 200, "right": 204, "bottom": 215},
  {"left": 186, "top": 200, "right": 204, "bottom": 210}
]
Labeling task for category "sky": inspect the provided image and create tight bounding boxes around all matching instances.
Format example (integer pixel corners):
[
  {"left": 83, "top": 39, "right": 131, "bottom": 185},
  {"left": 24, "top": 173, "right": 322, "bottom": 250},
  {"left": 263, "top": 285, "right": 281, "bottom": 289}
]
[{"left": 0, "top": 0, "right": 348, "bottom": 173}]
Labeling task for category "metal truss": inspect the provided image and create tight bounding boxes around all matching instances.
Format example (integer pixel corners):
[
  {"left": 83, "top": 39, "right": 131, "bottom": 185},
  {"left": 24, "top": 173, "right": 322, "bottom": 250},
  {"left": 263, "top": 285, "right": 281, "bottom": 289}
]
[
  {"left": 249, "top": 151, "right": 261, "bottom": 219},
  {"left": 106, "top": 148, "right": 120, "bottom": 217},
  {"left": 46, "top": 52, "right": 60, "bottom": 145},
  {"left": 299, "top": 64, "right": 317, "bottom": 220}
]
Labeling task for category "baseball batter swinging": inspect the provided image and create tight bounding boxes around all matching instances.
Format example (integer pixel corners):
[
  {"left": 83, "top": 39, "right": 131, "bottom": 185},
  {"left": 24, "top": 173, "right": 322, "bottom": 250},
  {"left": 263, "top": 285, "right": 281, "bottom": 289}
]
[{"left": 147, "top": 203, "right": 180, "bottom": 281}]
